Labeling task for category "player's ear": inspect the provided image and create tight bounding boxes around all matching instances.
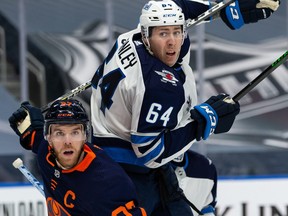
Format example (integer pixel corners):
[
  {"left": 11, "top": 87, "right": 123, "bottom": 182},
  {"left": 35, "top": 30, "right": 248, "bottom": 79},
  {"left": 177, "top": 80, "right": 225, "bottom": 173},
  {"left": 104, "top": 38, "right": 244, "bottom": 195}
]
[{"left": 45, "top": 134, "right": 53, "bottom": 146}]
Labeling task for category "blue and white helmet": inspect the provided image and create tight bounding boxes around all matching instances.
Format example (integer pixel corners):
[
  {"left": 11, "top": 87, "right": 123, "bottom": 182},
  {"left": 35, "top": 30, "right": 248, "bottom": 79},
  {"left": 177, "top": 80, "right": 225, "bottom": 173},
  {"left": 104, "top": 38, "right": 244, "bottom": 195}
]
[{"left": 140, "top": 0, "right": 185, "bottom": 38}]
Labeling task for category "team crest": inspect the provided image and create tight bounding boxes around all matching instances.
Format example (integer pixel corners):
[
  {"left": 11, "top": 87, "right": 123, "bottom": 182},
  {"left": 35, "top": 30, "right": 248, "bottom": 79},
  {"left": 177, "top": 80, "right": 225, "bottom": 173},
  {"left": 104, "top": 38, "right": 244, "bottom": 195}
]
[
  {"left": 54, "top": 169, "right": 61, "bottom": 178},
  {"left": 155, "top": 69, "right": 179, "bottom": 86}
]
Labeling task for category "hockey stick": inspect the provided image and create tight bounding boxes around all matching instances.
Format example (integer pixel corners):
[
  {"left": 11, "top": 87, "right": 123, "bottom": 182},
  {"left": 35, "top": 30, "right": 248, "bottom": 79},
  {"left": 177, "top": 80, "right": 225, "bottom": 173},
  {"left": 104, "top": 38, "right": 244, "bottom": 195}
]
[
  {"left": 40, "top": 0, "right": 233, "bottom": 112},
  {"left": 12, "top": 158, "right": 45, "bottom": 196},
  {"left": 148, "top": 52, "right": 288, "bottom": 215},
  {"left": 186, "top": 0, "right": 235, "bottom": 28},
  {"left": 41, "top": 80, "right": 91, "bottom": 113},
  {"left": 154, "top": 51, "right": 288, "bottom": 141},
  {"left": 233, "top": 50, "right": 288, "bottom": 101}
]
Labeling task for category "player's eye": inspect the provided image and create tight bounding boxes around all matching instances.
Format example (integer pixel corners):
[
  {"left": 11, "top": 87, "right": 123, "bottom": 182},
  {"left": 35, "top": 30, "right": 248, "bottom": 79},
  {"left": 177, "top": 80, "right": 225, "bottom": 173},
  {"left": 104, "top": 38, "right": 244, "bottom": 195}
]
[
  {"left": 159, "top": 32, "right": 168, "bottom": 37},
  {"left": 71, "top": 130, "right": 80, "bottom": 136},
  {"left": 55, "top": 131, "right": 64, "bottom": 137}
]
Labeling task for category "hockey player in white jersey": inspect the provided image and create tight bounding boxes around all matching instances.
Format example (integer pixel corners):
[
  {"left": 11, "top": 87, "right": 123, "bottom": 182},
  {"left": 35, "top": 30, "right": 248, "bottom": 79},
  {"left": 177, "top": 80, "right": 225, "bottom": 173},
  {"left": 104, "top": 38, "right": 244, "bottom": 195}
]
[{"left": 90, "top": 0, "right": 280, "bottom": 215}]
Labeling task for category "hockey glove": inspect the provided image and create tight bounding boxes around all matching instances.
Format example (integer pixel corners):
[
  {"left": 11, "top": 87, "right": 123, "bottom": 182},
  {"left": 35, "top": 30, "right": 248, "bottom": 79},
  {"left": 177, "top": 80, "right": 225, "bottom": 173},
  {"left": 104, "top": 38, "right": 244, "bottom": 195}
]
[
  {"left": 9, "top": 101, "right": 44, "bottom": 150},
  {"left": 190, "top": 102, "right": 218, "bottom": 141},
  {"left": 190, "top": 94, "right": 240, "bottom": 141},
  {"left": 220, "top": 0, "right": 280, "bottom": 30}
]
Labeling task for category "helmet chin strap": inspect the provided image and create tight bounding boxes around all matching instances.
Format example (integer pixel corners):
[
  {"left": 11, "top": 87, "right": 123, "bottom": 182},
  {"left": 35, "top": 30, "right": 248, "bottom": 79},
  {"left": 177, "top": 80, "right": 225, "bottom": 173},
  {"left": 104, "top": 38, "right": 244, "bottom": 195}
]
[
  {"left": 142, "top": 36, "right": 154, "bottom": 56},
  {"left": 55, "top": 159, "right": 68, "bottom": 170},
  {"left": 48, "top": 147, "right": 66, "bottom": 169}
]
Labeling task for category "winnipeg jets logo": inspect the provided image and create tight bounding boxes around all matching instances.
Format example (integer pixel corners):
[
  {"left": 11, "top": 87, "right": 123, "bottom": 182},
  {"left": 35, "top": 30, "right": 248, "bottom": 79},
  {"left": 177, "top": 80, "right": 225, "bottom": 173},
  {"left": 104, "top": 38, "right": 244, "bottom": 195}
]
[{"left": 155, "top": 69, "right": 179, "bottom": 86}]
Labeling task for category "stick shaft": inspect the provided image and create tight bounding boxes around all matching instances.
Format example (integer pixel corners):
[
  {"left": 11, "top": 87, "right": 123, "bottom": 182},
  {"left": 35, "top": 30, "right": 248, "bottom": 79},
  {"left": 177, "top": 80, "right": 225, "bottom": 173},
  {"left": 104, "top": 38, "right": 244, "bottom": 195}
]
[
  {"left": 16, "top": 163, "right": 45, "bottom": 196},
  {"left": 186, "top": 0, "right": 235, "bottom": 28},
  {"left": 41, "top": 80, "right": 91, "bottom": 113},
  {"left": 233, "top": 51, "right": 288, "bottom": 101}
]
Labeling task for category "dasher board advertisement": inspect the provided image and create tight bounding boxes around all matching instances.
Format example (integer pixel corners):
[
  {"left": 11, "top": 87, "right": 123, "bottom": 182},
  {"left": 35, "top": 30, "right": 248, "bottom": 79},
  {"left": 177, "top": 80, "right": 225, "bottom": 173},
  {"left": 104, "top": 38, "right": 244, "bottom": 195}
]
[{"left": 1, "top": 177, "right": 288, "bottom": 216}]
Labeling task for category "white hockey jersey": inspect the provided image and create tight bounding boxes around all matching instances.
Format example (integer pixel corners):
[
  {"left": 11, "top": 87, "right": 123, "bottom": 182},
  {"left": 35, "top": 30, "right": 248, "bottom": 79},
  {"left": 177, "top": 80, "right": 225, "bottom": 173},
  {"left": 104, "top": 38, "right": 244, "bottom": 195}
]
[
  {"left": 90, "top": 0, "right": 214, "bottom": 169},
  {"left": 90, "top": 26, "right": 199, "bottom": 168}
]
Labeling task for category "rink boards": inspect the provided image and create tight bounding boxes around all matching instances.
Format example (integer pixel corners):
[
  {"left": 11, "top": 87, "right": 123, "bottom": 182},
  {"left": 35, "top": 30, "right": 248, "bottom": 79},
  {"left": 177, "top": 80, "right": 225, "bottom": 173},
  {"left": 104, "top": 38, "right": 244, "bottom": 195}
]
[{"left": 0, "top": 177, "right": 288, "bottom": 216}]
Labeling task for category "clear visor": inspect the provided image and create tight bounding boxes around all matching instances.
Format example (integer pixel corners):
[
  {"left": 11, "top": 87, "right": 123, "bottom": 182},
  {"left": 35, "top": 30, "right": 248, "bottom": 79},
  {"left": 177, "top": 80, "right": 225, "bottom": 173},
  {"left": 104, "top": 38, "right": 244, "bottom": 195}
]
[{"left": 47, "top": 124, "right": 86, "bottom": 142}]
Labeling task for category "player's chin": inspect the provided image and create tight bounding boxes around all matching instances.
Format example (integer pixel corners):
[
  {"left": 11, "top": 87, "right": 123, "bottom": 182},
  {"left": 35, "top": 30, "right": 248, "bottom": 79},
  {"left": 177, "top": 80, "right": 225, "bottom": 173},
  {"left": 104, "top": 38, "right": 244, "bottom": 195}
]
[
  {"left": 165, "top": 58, "right": 177, "bottom": 67},
  {"left": 59, "top": 157, "right": 78, "bottom": 169},
  {"left": 165, "top": 53, "right": 178, "bottom": 66}
]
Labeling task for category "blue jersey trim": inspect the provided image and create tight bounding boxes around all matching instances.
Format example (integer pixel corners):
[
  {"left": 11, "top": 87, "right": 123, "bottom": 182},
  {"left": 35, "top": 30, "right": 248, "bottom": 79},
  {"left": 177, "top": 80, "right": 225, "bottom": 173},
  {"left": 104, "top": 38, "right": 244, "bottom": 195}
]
[
  {"left": 101, "top": 146, "right": 152, "bottom": 166},
  {"left": 183, "top": 152, "right": 189, "bottom": 170},
  {"left": 131, "top": 134, "right": 157, "bottom": 144},
  {"left": 201, "top": 205, "right": 215, "bottom": 214},
  {"left": 131, "top": 133, "right": 165, "bottom": 163}
]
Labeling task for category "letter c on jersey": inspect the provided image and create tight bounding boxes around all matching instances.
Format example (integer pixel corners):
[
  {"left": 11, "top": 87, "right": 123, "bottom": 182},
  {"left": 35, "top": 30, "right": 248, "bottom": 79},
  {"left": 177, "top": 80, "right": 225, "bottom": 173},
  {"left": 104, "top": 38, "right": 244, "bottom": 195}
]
[{"left": 64, "top": 190, "right": 76, "bottom": 208}]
